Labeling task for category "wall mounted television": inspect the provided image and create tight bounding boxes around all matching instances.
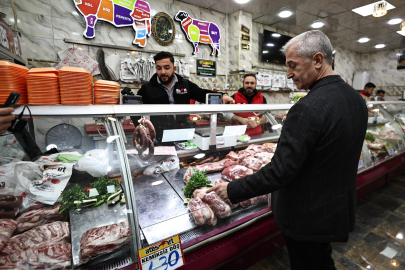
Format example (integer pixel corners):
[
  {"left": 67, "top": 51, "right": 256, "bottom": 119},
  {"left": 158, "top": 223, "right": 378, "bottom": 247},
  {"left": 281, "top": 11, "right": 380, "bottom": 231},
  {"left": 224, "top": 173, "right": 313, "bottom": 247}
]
[{"left": 261, "top": 30, "right": 292, "bottom": 64}]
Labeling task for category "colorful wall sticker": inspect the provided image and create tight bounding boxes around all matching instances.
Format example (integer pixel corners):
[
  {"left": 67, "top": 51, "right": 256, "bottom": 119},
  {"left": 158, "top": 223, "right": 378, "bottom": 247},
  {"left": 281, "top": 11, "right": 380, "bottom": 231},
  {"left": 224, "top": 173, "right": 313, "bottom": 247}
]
[
  {"left": 73, "top": 0, "right": 151, "bottom": 47},
  {"left": 174, "top": 11, "right": 221, "bottom": 56}
]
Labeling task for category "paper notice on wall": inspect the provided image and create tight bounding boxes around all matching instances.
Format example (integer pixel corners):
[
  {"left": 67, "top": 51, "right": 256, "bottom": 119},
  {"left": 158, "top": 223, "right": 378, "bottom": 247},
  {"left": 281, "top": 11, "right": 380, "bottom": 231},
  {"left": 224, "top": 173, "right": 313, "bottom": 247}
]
[
  {"left": 263, "top": 73, "right": 271, "bottom": 87},
  {"left": 256, "top": 72, "right": 264, "bottom": 86},
  {"left": 55, "top": 47, "right": 98, "bottom": 74}
]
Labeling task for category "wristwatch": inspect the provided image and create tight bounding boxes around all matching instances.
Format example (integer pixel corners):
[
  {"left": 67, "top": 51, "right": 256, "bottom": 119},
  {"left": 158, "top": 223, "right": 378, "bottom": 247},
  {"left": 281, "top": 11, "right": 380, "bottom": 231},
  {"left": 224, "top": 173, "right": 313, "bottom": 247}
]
[{"left": 256, "top": 119, "right": 260, "bottom": 125}]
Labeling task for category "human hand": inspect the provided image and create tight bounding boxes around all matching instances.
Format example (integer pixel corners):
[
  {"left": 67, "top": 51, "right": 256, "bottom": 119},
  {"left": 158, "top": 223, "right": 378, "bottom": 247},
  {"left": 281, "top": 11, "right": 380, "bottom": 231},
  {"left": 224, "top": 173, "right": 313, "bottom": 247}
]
[
  {"left": 247, "top": 119, "right": 259, "bottom": 129},
  {"left": 0, "top": 108, "right": 15, "bottom": 134},
  {"left": 239, "top": 118, "right": 252, "bottom": 128},
  {"left": 207, "top": 182, "right": 229, "bottom": 201},
  {"left": 222, "top": 95, "right": 235, "bottom": 104}
]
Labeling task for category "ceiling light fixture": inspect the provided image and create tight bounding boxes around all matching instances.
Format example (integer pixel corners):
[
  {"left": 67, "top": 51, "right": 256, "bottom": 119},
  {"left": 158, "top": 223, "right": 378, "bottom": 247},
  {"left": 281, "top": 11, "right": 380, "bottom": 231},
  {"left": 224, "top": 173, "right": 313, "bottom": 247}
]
[
  {"left": 358, "top": 37, "right": 370, "bottom": 43},
  {"left": 375, "top": 44, "right": 385, "bottom": 48},
  {"left": 373, "top": 1, "right": 388, "bottom": 17},
  {"left": 388, "top": 18, "right": 402, "bottom": 24},
  {"left": 401, "top": 21, "right": 405, "bottom": 31},
  {"left": 234, "top": 0, "right": 250, "bottom": 3},
  {"left": 311, "top": 21, "right": 324, "bottom": 28},
  {"left": 279, "top": 10, "right": 292, "bottom": 18},
  {"left": 352, "top": 1, "right": 395, "bottom": 17},
  {"left": 267, "top": 43, "right": 275, "bottom": 46},
  {"left": 263, "top": 51, "right": 269, "bottom": 53},
  {"left": 272, "top": 33, "right": 281, "bottom": 37}
]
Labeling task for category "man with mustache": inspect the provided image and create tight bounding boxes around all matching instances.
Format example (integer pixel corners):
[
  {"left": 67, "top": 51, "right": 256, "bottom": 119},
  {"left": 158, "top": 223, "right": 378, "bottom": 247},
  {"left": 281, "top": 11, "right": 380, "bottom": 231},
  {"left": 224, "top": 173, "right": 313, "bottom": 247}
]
[
  {"left": 224, "top": 74, "right": 268, "bottom": 136},
  {"left": 134, "top": 51, "right": 234, "bottom": 144},
  {"left": 208, "top": 30, "right": 368, "bottom": 269}
]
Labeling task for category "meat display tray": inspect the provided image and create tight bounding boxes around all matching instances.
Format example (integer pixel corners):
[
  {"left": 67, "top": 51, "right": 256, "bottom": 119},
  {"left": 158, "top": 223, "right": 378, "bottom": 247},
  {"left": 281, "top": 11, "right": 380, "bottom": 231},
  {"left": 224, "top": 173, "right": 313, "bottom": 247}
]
[
  {"left": 132, "top": 174, "right": 195, "bottom": 245},
  {"left": 70, "top": 202, "right": 130, "bottom": 269}
]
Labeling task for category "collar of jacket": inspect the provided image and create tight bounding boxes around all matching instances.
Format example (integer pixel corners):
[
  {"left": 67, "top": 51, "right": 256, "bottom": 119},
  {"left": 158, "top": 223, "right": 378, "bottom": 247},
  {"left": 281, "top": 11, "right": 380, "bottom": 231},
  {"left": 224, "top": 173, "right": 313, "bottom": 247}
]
[
  {"left": 309, "top": 75, "right": 343, "bottom": 93},
  {"left": 150, "top": 73, "right": 185, "bottom": 85},
  {"left": 238, "top": 87, "right": 258, "bottom": 97}
]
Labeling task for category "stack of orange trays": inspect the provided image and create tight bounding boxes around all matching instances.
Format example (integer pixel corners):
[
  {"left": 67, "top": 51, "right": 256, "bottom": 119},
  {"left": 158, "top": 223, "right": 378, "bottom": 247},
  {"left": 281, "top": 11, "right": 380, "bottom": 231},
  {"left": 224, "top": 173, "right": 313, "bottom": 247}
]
[
  {"left": 58, "top": 67, "right": 93, "bottom": 105},
  {"left": 94, "top": 80, "right": 121, "bottom": 104},
  {"left": 27, "top": 68, "right": 60, "bottom": 104},
  {"left": 0, "top": 61, "right": 28, "bottom": 104}
]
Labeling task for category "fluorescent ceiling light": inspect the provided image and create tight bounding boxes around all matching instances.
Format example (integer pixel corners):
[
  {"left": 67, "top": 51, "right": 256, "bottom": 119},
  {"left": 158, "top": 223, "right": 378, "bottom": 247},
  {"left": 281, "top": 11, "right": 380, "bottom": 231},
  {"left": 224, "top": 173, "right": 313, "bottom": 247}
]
[
  {"left": 279, "top": 11, "right": 292, "bottom": 18},
  {"left": 263, "top": 50, "right": 269, "bottom": 53},
  {"left": 358, "top": 37, "right": 370, "bottom": 43},
  {"left": 375, "top": 44, "right": 385, "bottom": 48},
  {"left": 388, "top": 18, "right": 402, "bottom": 24},
  {"left": 272, "top": 33, "right": 281, "bottom": 37},
  {"left": 397, "top": 30, "right": 405, "bottom": 36},
  {"left": 352, "top": 1, "right": 395, "bottom": 17},
  {"left": 311, "top": 21, "right": 324, "bottom": 28},
  {"left": 235, "top": 0, "right": 250, "bottom": 3},
  {"left": 267, "top": 43, "right": 275, "bottom": 46}
]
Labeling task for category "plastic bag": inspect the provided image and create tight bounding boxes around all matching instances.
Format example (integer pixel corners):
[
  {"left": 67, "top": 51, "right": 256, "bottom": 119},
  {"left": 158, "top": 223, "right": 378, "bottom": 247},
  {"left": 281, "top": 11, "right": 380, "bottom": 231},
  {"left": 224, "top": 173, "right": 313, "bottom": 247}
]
[
  {"left": 14, "top": 162, "right": 74, "bottom": 210},
  {"left": 0, "top": 159, "right": 21, "bottom": 195},
  {"left": 143, "top": 156, "right": 179, "bottom": 175},
  {"left": 75, "top": 149, "right": 109, "bottom": 177}
]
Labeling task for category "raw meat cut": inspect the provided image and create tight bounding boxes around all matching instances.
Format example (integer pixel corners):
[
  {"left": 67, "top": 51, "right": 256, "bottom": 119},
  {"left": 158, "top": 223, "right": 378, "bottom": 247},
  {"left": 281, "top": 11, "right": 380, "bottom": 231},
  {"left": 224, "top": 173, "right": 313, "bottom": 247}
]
[
  {"left": 236, "top": 150, "right": 255, "bottom": 160},
  {"left": 249, "top": 195, "right": 268, "bottom": 205},
  {"left": 0, "top": 243, "right": 71, "bottom": 270},
  {"left": 202, "top": 192, "right": 231, "bottom": 218},
  {"left": 79, "top": 220, "right": 130, "bottom": 264},
  {"left": 246, "top": 144, "right": 263, "bottom": 153},
  {"left": 223, "top": 159, "right": 238, "bottom": 168},
  {"left": 254, "top": 152, "right": 274, "bottom": 165},
  {"left": 240, "top": 200, "right": 251, "bottom": 208},
  {"left": 1, "top": 221, "right": 70, "bottom": 256},
  {"left": 213, "top": 179, "right": 239, "bottom": 209},
  {"left": 206, "top": 204, "right": 217, "bottom": 226},
  {"left": 193, "top": 187, "right": 209, "bottom": 200},
  {"left": 16, "top": 203, "right": 65, "bottom": 233},
  {"left": 195, "top": 159, "right": 226, "bottom": 174},
  {"left": 188, "top": 198, "right": 214, "bottom": 226},
  {"left": 239, "top": 156, "right": 262, "bottom": 171},
  {"left": 221, "top": 165, "right": 254, "bottom": 182},
  {"left": 183, "top": 167, "right": 194, "bottom": 184},
  {"left": 226, "top": 151, "right": 238, "bottom": 161},
  {"left": 0, "top": 219, "right": 17, "bottom": 251},
  {"left": 262, "top": 145, "right": 277, "bottom": 153}
]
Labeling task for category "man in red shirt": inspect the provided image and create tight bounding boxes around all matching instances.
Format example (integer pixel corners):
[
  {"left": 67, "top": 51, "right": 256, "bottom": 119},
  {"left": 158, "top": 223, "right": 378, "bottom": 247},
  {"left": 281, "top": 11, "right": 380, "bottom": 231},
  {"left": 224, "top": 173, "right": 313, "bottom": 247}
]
[
  {"left": 359, "top": 82, "right": 376, "bottom": 99},
  {"left": 224, "top": 74, "right": 268, "bottom": 136}
]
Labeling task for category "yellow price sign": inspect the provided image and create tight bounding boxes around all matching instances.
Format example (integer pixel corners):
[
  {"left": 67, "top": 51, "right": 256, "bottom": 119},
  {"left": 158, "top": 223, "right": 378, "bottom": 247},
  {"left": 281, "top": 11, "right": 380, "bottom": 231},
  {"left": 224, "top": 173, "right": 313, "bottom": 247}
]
[{"left": 138, "top": 235, "right": 185, "bottom": 270}]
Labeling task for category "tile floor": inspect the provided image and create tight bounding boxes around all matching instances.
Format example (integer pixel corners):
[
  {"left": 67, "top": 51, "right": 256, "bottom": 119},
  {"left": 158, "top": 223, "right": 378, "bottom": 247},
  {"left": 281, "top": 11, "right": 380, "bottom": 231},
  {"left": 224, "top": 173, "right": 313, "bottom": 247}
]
[{"left": 248, "top": 174, "right": 405, "bottom": 270}]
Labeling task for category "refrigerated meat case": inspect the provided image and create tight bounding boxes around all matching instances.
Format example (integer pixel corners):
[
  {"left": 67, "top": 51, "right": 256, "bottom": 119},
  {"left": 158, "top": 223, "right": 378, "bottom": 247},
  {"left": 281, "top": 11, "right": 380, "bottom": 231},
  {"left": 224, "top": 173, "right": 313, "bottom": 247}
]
[{"left": 10, "top": 101, "right": 405, "bottom": 270}]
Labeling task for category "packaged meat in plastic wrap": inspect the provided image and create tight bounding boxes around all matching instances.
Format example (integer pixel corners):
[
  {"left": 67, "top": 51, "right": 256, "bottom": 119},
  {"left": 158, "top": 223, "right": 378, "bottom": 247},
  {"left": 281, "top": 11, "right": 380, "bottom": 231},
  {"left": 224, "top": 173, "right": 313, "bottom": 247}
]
[
  {"left": 237, "top": 150, "right": 255, "bottom": 160},
  {"left": 239, "top": 156, "right": 263, "bottom": 171},
  {"left": 193, "top": 187, "right": 209, "bottom": 200},
  {"left": 16, "top": 203, "right": 65, "bottom": 233},
  {"left": 183, "top": 167, "right": 194, "bottom": 184},
  {"left": 240, "top": 200, "right": 251, "bottom": 208},
  {"left": 226, "top": 151, "right": 239, "bottom": 161},
  {"left": 0, "top": 161, "right": 21, "bottom": 196},
  {"left": 0, "top": 243, "right": 71, "bottom": 269},
  {"left": 254, "top": 152, "right": 274, "bottom": 165},
  {"left": 1, "top": 221, "right": 70, "bottom": 256},
  {"left": 195, "top": 159, "right": 226, "bottom": 174},
  {"left": 249, "top": 195, "right": 269, "bottom": 205},
  {"left": 223, "top": 159, "right": 238, "bottom": 168},
  {"left": 0, "top": 219, "right": 17, "bottom": 251},
  {"left": 246, "top": 144, "right": 263, "bottom": 153},
  {"left": 221, "top": 165, "right": 254, "bottom": 181},
  {"left": 188, "top": 198, "right": 215, "bottom": 226},
  {"left": 79, "top": 220, "right": 130, "bottom": 264},
  {"left": 202, "top": 192, "right": 231, "bottom": 218},
  {"left": 213, "top": 179, "right": 239, "bottom": 209}
]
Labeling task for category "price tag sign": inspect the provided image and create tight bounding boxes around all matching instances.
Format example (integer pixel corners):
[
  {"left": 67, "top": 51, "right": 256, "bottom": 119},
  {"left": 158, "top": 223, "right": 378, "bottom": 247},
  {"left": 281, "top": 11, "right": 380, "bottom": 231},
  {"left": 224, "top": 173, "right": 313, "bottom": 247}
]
[
  {"left": 399, "top": 140, "right": 405, "bottom": 152},
  {"left": 88, "top": 188, "right": 99, "bottom": 197},
  {"left": 358, "top": 153, "right": 364, "bottom": 169},
  {"left": 138, "top": 235, "right": 185, "bottom": 270},
  {"left": 386, "top": 144, "right": 395, "bottom": 156}
]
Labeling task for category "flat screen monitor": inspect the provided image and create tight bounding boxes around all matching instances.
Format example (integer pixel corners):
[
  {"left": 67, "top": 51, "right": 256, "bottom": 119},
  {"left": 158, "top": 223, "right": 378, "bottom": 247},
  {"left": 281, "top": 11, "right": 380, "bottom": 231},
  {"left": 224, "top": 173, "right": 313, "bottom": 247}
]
[{"left": 261, "top": 30, "right": 292, "bottom": 64}]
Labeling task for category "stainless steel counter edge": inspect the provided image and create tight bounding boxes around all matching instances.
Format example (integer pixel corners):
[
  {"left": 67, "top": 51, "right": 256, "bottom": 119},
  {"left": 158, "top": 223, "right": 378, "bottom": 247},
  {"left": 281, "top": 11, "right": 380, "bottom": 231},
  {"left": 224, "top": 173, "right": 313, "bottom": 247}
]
[{"left": 183, "top": 211, "right": 273, "bottom": 254}]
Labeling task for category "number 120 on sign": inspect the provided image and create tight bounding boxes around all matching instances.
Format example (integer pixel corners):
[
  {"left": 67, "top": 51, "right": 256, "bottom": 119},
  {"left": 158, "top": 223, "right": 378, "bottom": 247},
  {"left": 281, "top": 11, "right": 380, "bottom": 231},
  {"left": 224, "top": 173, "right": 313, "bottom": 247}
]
[{"left": 138, "top": 235, "right": 185, "bottom": 270}]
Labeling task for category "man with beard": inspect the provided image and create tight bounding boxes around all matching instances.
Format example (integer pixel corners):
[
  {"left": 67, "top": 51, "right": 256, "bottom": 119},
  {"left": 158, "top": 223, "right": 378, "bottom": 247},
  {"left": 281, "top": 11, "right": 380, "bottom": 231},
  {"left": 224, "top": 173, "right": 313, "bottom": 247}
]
[
  {"left": 134, "top": 51, "right": 234, "bottom": 145},
  {"left": 208, "top": 30, "right": 368, "bottom": 269},
  {"left": 224, "top": 74, "right": 268, "bottom": 136}
]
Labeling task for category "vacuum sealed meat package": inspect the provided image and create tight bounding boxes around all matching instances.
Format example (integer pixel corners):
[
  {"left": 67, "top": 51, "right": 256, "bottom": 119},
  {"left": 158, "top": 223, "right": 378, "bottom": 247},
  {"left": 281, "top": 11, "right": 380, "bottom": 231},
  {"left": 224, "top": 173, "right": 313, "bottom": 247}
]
[
  {"left": 202, "top": 192, "right": 231, "bottom": 218},
  {"left": 16, "top": 203, "right": 65, "bottom": 233},
  {"left": 239, "top": 156, "right": 263, "bottom": 171},
  {"left": 246, "top": 144, "right": 263, "bottom": 153},
  {"left": 213, "top": 179, "right": 239, "bottom": 209},
  {"left": 221, "top": 165, "right": 254, "bottom": 181},
  {"left": 188, "top": 198, "right": 216, "bottom": 226},
  {"left": 254, "top": 152, "right": 274, "bottom": 165},
  {"left": 193, "top": 187, "right": 209, "bottom": 200}
]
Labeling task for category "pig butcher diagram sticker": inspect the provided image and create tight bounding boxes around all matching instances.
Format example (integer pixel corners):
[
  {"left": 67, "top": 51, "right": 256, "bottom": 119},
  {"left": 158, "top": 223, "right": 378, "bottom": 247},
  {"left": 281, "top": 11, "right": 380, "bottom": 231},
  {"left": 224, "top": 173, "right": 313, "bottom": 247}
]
[
  {"left": 73, "top": 0, "right": 151, "bottom": 47},
  {"left": 174, "top": 11, "right": 221, "bottom": 56}
]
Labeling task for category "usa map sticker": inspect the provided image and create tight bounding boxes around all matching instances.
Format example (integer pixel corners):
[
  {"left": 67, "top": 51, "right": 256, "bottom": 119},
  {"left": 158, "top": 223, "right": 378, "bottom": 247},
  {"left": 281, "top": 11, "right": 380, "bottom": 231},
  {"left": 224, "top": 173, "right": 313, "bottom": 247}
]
[
  {"left": 174, "top": 11, "right": 221, "bottom": 56},
  {"left": 73, "top": 0, "right": 151, "bottom": 47}
]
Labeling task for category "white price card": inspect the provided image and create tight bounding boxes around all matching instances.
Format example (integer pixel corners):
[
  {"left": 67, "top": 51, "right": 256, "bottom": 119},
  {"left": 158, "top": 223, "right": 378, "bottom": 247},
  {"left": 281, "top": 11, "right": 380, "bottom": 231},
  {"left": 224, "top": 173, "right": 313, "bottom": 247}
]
[
  {"left": 107, "top": 185, "right": 115, "bottom": 194},
  {"left": 138, "top": 235, "right": 185, "bottom": 270},
  {"left": 386, "top": 144, "right": 395, "bottom": 156},
  {"left": 399, "top": 140, "right": 405, "bottom": 152},
  {"left": 88, "top": 188, "right": 99, "bottom": 197},
  {"left": 358, "top": 157, "right": 364, "bottom": 169}
]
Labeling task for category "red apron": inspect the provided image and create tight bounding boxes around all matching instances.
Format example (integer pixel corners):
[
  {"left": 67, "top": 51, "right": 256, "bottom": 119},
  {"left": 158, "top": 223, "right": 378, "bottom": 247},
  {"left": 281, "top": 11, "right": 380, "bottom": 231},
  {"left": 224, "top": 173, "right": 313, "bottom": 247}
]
[{"left": 233, "top": 91, "right": 264, "bottom": 136}]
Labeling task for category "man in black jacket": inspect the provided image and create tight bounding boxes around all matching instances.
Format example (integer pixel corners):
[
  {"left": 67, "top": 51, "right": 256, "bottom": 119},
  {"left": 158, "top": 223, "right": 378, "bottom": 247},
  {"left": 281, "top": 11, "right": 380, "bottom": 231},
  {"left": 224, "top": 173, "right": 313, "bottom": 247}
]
[
  {"left": 134, "top": 51, "right": 234, "bottom": 144},
  {"left": 208, "top": 30, "right": 368, "bottom": 269}
]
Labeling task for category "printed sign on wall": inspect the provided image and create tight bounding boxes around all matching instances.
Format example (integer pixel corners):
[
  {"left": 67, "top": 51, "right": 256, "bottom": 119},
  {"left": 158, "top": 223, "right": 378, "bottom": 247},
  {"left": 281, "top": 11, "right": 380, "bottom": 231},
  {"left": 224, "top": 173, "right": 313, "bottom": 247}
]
[
  {"left": 196, "top": 59, "right": 217, "bottom": 77},
  {"left": 73, "top": 0, "right": 151, "bottom": 47},
  {"left": 174, "top": 11, "right": 221, "bottom": 56}
]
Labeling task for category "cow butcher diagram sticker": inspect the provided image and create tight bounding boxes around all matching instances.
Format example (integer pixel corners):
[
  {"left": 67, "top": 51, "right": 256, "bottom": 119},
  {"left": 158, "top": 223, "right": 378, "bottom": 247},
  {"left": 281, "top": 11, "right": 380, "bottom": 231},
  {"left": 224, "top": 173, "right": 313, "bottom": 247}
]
[
  {"left": 73, "top": 0, "right": 152, "bottom": 47},
  {"left": 174, "top": 11, "right": 221, "bottom": 56}
]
